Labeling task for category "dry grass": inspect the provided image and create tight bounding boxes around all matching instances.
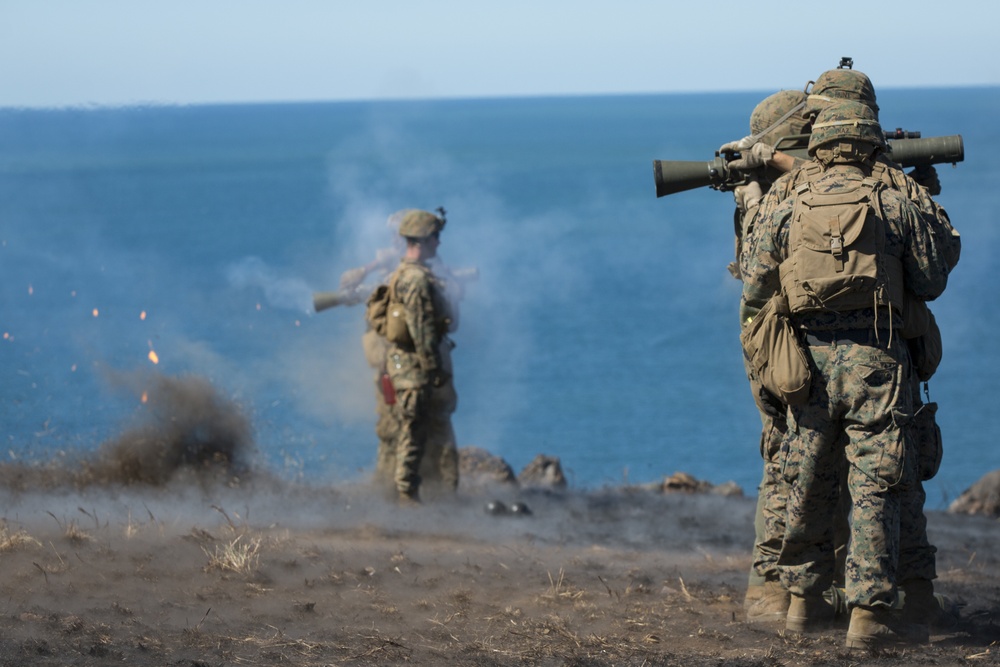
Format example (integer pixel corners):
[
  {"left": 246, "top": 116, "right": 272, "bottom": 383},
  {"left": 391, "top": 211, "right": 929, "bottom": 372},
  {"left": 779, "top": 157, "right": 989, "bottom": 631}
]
[
  {"left": 203, "top": 534, "right": 262, "bottom": 575},
  {"left": 0, "top": 520, "right": 42, "bottom": 551}
]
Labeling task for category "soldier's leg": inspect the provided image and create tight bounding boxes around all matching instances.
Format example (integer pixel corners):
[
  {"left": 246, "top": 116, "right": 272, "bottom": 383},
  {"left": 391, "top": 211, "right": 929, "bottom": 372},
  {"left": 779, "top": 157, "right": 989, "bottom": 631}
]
[
  {"left": 841, "top": 342, "right": 909, "bottom": 611},
  {"left": 393, "top": 387, "right": 430, "bottom": 502},
  {"left": 755, "top": 413, "right": 788, "bottom": 579},
  {"left": 435, "top": 415, "right": 459, "bottom": 492},
  {"left": 780, "top": 345, "right": 840, "bottom": 633},
  {"left": 374, "top": 389, "right": 399, "bottom": 489},
  {"left": 746, "top": 413, "right": 791, "bottom": 622},
  {"left": 899, "top": 388, "right": 952, "bottom": 626}
]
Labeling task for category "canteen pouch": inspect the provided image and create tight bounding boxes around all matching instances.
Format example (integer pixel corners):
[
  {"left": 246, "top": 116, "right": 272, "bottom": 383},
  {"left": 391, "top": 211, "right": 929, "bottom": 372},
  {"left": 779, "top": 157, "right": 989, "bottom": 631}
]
[
  {"left": 741, "top": 292, "right": 812, "bottom": 406},
  {"left": 386, "top": 302, "right": 414, "bottom": 347},
  {"left": 911, "top": 401, "right": 943, "bottom": 481}
]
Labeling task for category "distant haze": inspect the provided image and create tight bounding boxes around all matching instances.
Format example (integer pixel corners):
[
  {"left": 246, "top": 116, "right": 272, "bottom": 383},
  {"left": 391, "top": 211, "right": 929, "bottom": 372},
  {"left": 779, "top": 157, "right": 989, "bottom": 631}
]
[{"left": 1, "top": 0, "right": 998, "bottom": 108}]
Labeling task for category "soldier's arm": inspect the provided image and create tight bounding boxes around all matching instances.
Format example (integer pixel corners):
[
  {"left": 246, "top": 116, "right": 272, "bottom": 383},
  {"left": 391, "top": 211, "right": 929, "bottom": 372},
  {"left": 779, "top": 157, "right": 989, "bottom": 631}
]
[
  {"left": 739, "top": 203, "right": 790, "bottom": 327},
  {"left": 897, "top": 170, "right": 962, "bottom": 271},
  {"left": 899, "top": 201, "right": 950, "bottom": 302},
  {"left": 401, "top": 274, "right": 442, "bottom": 373}
]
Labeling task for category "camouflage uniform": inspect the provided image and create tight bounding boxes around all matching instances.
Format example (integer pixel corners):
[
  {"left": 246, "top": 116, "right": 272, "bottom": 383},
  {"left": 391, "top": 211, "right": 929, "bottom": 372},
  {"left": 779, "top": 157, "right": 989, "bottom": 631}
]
[
  {"left": 382, "top": 210, "right": 458, "bottom": 502},
  {"left": 742, "top": 68, "right": 960, "bottom": 606},
  {"left": 725, "top": 90, "right": 809, "bottom": 607},
  {"left": 741, "top": 103, "right": 951, "bottom": 613},
  {"left": 345, "top": 212, "right": 463, "bottom": 495},
  {"left": 367, "top": 261, "right": 462, "bottom": 496}
]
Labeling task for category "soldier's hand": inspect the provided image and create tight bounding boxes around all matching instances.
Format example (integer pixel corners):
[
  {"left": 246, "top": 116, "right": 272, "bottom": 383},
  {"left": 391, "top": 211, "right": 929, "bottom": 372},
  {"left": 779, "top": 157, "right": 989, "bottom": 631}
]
[
  {"left": 734, "top": 180, "right": 764, "bottom": 214},
  {"left": 908, "top": 164, "right": 942, "bottom": 196},
  {"left": 727, "top": 142, "right": 775, "bottom": 171},
  {"left": 719, "top": 135, "right": 755, "bottom": 153},
  {"left": 339, "top": 267, "right": 367, "bottom": 290}
]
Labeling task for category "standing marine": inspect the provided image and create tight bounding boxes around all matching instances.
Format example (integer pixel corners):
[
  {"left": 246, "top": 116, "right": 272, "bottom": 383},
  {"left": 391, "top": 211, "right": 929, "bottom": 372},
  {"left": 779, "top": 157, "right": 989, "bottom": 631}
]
[
  {"left": 728, "top": 64, "right": 961, "bottom": 630},
  {"left": 367, "top": 209, "right": 459, "bottom": 504},
  {"left": 741, "top": 100, "right": 952, "bottom": 649}
]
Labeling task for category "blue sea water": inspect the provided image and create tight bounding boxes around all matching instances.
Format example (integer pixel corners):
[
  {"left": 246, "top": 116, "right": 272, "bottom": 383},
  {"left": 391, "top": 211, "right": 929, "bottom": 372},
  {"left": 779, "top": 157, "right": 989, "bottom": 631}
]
[{"left": 1, "top": 89, "right": 998, "bottom": 507}]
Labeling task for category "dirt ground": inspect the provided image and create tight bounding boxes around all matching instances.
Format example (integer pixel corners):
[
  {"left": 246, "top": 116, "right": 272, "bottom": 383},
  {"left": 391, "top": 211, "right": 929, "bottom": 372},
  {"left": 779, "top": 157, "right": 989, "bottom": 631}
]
[{"left": 2, "top": 470, "right": 1000, "bottom": 667}]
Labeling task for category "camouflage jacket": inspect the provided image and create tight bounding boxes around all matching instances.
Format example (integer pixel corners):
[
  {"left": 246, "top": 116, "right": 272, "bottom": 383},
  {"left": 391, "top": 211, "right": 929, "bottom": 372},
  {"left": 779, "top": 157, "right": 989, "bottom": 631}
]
[
  {"left": 740, "top": 164, "right": 951, "bottom": 330},
  {"left": 385, "top": 258, "right": 455, "bottom": 389}
]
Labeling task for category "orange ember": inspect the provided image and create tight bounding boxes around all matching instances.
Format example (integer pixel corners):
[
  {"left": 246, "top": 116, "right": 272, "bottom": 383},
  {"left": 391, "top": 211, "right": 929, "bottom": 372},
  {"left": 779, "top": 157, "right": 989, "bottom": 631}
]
[{"left": 148, "top": 350, "right": 159, "bottom": 365}]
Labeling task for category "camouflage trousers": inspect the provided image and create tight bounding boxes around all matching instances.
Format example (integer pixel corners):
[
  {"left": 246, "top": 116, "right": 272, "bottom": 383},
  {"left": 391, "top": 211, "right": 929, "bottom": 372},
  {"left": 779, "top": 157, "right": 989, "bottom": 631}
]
[
  {"left": 366, "top": 331, "right": 459, "bottom": 499},
  {"left": 751, "top": 354, "right": 937, "bottom": 591},
  {"left": 387, "top": 383, "right": 459, "bottom": 500},
  {"left": 897, "top": 376, "right": 939, "bottom": 584},
  {"left": 778, "top": 336, "right": 915, "bottom": 609}
]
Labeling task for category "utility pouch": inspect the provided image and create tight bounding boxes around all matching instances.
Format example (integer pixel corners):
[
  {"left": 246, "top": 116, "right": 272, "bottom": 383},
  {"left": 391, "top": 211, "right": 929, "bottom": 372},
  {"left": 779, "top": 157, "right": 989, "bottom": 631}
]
[
  {"left": 912, "top": 401, "right": 943, "bottom": 481},
  {"left": 741, "top": 292, "right": 812, "bottom": 405},
  {"left": 908, "top": 312, "right": 943, "bottom": 382},
  {"left": 364, "top": 284, "right": 390, "bottom": 336},
  {"left": 386, "top": 302, "right": 414, "bottom": 347}
]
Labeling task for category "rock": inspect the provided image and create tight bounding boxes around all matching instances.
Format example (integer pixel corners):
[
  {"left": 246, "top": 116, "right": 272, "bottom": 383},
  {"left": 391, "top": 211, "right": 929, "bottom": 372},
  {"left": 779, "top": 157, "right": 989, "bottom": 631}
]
[
  {"left": 711, "top": 481, "right": 744, "bottom": 497},
  {"left": 518, "top": 455, "right": 567, "bottom": 489},
  {"left": 949, "top": 469, "right": 1000, "bottom": 517},
  {"left": 458, "top": 447, "right": 516, "bottom": 488},
  {"left": 658, "top": 472, "right": 742, "bottom": 497},
  {"left": 661, "top": 471, "right": 712, "bottom": 493}
]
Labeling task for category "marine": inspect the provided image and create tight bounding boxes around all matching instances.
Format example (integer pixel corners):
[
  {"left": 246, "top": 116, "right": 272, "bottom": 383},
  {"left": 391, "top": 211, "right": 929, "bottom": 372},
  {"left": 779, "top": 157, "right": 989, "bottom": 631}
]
[
  {"left": 340, "top": 210, "right": 463, "bottom": 497},
  {"left": 741, "top": 100, "right": 952, "bottom": 649},
  {"left": 723, "top": 64, "right": 961, "bottom": 629},
  {"left": 367, "top": 209, "right": 459, "bottom": 503}
]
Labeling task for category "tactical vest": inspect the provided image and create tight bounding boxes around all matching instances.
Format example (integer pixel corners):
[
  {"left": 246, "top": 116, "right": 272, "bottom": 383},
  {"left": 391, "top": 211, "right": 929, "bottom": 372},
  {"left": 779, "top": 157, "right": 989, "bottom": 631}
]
[{"left": 778, "top": 165, "right": 905, "bottom": 317}]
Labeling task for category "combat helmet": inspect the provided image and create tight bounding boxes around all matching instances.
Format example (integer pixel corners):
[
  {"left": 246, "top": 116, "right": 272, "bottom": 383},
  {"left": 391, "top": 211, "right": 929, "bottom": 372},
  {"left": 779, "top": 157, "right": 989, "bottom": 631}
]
[
  {"left": 807, "top": 100, "right": 886, "bottom": 156},
  {"left": 750, "top": 89, "right": 810, "bottom": 145},
  {"left": 805, "top": 66, "right": 879, "bottom": 117},
  {"left": 398, "top": 209, "right": 445, "bottom": 239}
]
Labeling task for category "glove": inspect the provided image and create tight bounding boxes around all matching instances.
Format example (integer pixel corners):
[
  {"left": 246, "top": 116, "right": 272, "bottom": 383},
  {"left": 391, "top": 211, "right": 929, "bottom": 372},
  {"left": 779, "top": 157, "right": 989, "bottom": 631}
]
[
  {"left": 734, "top": 180, "right": 764, "bottom": 214},
  {"left": 339, "top": 266, "right": 367, "bottom": 290},
  {"left": 754, "top": 385, "right": 786, "bottom": 419},
  {"left": 727, "top": 142, "right": 776, "bottom": 171},
  {"left": 908, "top": 164, "right": 941, "bottom": 196},
  {"left": 719, "top": 135, "right": 756, "bottom": 153}
]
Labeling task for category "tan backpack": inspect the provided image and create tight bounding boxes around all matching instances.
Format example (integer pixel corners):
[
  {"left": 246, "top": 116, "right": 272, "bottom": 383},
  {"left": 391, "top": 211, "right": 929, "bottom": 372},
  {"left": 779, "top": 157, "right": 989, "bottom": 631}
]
[{"left": 779, "top": 174, "right": 904, "bottom": 317}]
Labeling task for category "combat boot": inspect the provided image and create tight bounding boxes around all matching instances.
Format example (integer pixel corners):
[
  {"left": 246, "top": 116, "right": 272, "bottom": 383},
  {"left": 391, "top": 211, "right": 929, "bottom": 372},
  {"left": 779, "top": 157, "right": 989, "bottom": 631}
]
[
  {"left": 785, "top": 594, "right": 835, "bottom": 634},
  {"left": 900, "top": 579, "right": 961, "bottom": 630},
  {"left": 397, "top": 488, "right": 421, "bottom": 507},
  {"left": 846, "top": 606, "right": 929, "bottom": 650},
  {"left": 743, "top": 583, "right": 764, "bottom": 612},
  {"left": 745, "top": 580, "right": 790, "bottom": 624}
]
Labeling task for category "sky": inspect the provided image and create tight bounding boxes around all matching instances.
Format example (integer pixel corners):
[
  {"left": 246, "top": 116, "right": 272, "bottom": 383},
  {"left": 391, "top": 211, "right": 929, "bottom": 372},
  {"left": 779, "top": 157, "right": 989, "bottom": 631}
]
[{"left": 1, "top": 0, "right": 999, "bottom": 108}]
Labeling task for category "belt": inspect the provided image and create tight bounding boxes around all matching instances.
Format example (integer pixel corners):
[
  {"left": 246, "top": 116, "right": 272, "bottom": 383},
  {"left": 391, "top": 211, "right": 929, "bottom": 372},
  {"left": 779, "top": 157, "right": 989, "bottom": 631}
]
[{"left": 803, "top": 328, "right": 890, "bottom": 348}]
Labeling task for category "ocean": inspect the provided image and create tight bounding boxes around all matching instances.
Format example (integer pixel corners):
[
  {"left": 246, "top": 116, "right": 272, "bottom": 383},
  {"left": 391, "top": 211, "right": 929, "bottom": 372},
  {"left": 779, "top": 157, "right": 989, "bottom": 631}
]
[{"left": 2, "top": 88, "right": 999, "bottom": 507}]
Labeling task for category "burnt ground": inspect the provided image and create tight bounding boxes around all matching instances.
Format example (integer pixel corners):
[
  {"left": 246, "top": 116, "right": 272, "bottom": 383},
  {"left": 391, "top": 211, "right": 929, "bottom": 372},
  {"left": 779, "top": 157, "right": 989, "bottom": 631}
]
[
  {"left": 2, "top": 375, "right": 998, "bottom": 666},
  {"left": 1, "top": 475, "right": 999, "bottom": 667}
]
